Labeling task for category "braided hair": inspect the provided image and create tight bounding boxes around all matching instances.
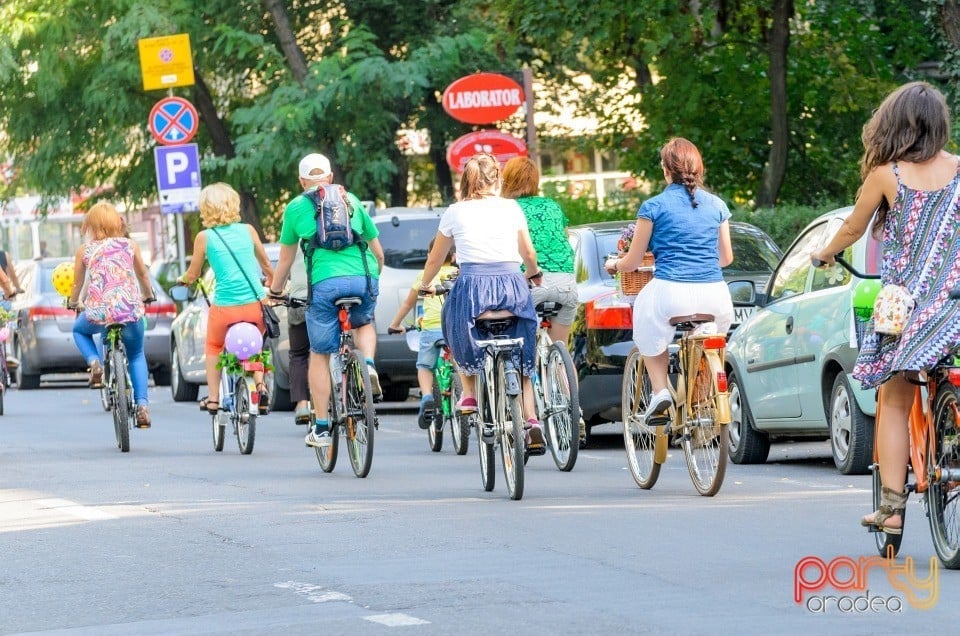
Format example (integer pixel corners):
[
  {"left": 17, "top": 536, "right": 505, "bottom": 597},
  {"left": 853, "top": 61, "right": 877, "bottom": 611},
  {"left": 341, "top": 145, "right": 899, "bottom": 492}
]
[{"left": 660, "top": 137, "right": 704, "bottom": 208}]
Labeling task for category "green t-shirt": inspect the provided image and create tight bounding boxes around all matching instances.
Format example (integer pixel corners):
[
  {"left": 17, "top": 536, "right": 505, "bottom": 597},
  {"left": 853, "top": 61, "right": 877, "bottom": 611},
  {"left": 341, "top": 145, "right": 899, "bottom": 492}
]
[
  {"left": 516, "top": 196, "right": 575, "bottom": 274},
  {"left": 279, "top": 188, "right": 379, "bottom": 284}
]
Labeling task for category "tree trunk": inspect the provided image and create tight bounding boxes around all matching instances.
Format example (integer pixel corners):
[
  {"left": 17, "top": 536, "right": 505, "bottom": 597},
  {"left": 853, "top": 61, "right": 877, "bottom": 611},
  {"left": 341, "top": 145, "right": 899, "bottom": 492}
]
[
  {"left": 191, "top": 69, "right": 263, "bottom": 236},
  {"left": 263, "top": 0, "right": 309, "bottom": 83},
  {"left": 756, "top": 0, "right": 793, "bottom": 208},
  {"left": 430, "top": 146, "right": 455, "bottom": 204}
]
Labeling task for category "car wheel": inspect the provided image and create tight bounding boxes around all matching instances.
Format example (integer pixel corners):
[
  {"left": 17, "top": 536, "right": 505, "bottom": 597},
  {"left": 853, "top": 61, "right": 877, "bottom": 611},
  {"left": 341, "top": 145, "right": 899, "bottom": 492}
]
[
  {"left": 829, "top": 373, "right": 874, "bottom": 475},
  {"left": 382, "top": 382, "right": 411, "bottom": 402},
  {"left": 726, "top": 369, "right": 770, "bottom": 464},
  {"left": 271, "top": 383, "right": 293, "bottom": 412},
  {"left": 152, "top": 365, "right": 172, "bottom": 387},
  {"left": 170, "top": 342, "right": 198, "bottom": 402},
  {"left": 14, "top": 339, "right": 40, "bottom": 390}
]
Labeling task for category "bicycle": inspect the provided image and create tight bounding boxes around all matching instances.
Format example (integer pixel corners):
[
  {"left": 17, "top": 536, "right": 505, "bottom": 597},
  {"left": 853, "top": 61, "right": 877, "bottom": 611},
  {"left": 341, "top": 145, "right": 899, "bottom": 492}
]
[
  {"left": 466, "top": 312, "right": 530, "bottom": 500},
  {"left": 531, "top": 300, "right": 580, "bottom": 471},
  {"left": 314, "top": 296, "right": 377, "bottom": 478},
  {"left": 621, "top": 315, "right": 732, "bottom": 496},
  {"left": 0, "top": 299, "right": 16, "bottom": 416},
  {"left": 101, "top": 322, "right": 138, "bottom": 452},
  {"left": 820, "top": 256, "right": 960, "bottom": 568}
]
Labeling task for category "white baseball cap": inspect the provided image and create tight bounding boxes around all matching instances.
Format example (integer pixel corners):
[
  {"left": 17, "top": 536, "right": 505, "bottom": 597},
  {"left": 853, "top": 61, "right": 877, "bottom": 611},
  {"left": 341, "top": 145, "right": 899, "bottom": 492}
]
[{"left": 298, "top": 153, "right": 332, "bottom": 180}]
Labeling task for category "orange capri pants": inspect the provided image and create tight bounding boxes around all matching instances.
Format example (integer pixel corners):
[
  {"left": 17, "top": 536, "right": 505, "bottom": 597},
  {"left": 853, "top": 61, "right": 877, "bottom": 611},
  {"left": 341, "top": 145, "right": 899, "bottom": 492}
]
[{"left": 205, "top": 301, "right": 265, "bottom": 356}]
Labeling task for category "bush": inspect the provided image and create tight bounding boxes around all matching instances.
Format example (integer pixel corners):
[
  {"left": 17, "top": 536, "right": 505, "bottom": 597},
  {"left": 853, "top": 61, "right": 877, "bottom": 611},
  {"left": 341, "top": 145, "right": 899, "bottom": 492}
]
[
  {"left": 547, "top": 186, "right": 642, "bottom": 227},
  {"left": 731, "top": 202, "right": 846, "bottom": 251}
]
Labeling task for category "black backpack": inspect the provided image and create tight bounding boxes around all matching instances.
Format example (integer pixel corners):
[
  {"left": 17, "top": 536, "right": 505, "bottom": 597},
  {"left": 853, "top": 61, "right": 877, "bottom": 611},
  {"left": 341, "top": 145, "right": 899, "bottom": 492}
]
[{"left": 306, "top": 184, "right": 355, "bottom": 251}]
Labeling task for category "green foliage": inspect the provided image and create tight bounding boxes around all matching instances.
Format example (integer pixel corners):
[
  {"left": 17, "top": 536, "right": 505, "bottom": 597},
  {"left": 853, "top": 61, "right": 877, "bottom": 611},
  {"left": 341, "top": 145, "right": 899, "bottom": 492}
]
[
  {"left": 731, "top": 202, "right": 842, "bottom": 251},
  {"left": 217, "top": 349, "right": 273, "bottom": 375}
]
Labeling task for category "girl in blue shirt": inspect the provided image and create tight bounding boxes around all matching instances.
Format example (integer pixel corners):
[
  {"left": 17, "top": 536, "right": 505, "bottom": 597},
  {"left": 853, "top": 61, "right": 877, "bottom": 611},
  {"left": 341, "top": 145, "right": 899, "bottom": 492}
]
[{"left": 606, "top": 138, "right": 734, "bottom": 422}]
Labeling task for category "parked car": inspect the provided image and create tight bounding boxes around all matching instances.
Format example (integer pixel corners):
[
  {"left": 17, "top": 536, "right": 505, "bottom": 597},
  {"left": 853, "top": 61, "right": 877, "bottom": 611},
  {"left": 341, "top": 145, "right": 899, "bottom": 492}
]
[
  {"left": 725, "top": 206, "right": 880, "bottom": 474},
  {"left": 11, "top": 257, "right": 177, "bottom": 389},
  {"left": 568, "top": 220, "right": 782, "bottom": 440}
]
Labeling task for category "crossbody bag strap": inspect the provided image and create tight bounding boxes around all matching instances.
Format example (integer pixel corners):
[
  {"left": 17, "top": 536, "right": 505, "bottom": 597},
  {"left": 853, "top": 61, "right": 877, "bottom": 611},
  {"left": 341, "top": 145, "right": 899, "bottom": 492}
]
[{"left": 210, "top": 227, "right": 262, "bottom": 301}]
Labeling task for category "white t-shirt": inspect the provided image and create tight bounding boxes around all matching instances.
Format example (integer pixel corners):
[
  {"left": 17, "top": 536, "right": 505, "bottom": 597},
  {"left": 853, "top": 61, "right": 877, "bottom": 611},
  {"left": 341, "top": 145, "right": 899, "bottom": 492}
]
[{"left": 438, "top": 197, "right": 528, "bottom": 264}]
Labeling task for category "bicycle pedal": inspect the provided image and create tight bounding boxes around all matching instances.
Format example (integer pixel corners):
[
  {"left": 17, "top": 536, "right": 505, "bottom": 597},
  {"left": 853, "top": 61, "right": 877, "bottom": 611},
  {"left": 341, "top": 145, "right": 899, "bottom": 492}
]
[{"left": 374, "top": 417, "right": 380, "bottom": 430}]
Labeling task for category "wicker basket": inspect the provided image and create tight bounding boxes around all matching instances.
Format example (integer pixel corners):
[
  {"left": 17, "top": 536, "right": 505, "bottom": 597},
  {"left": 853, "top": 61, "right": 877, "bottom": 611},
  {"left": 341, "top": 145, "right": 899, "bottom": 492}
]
[{"left": 619, "top": 252, "right": 655, "bottom": 296}]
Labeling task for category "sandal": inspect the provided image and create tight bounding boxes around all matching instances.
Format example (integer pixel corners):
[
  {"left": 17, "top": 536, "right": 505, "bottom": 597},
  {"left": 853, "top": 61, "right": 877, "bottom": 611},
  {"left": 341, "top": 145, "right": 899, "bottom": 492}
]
[
  {"left": 294, "top": 402, "right": 313, "bottom": 425},
  {"left": 135, "top": 405, "right": 151, "bottom": 429},
  {"left": 199, "top": 397, "right": 220, "bottom": 414},
  {"left": 256, "top": 383, "right": 270, "bottom": 415},
  {"left": 88, "top": 360, "right": 104, "bottom": 389},
  {"left": 861, "top": 486, "right": 907, "bottom": 535}
]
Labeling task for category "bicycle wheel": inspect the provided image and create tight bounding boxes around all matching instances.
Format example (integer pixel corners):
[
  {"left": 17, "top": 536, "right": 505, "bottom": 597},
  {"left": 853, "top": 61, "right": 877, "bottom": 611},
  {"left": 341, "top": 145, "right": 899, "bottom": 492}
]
[
  {"left": 427, "top": 375, "right": 443, "bottom": 452},
  {"left": 234, "top": 377, "right": 256, "bottom": 455},
  {"left": 316, "top": 379, "right": 341, "bottom": 472},
  {"left": 449, "top": 373, "right": 469, "bottom": 455},
  {"left": 98, "top": 355, "right": 111, "bottom": 411},
  {"left": 622, "top": 348, "right": 660, "bottom": 488},
  {"left": 927, "top": 382, "right": 960, "bottom": 569},
  {"left": 681, "top": 349, "right": 728, "bottom": 496},
  {"left": 344, "top": 349, "right": 375, "bottom": 477},
  {"left": 212, "top": 410, "right": 226, "bottom": 452},
  {"left": 544, "top": 342, "right": 579, "bottom": 472},
  {"left": 495, "top": 355, "right": 525, "bottom": 500},
  {"left": 0, "top": 358, "right": 6, "bottom": 416},
  {"left": 871, "top": 464, "right": 902, "bottom": 557},
  {"left": 111, "top": 348, "right": 130, "bottom": 453},
  {"left": 476, "top": 372, "right": 496, "bottom": 491}
]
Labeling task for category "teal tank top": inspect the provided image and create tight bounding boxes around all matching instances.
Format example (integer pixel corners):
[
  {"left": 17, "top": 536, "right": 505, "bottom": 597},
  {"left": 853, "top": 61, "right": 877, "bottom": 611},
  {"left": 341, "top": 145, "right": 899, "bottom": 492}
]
[{"left": 205, "top": 224, "right": 264, "bottom": 306}]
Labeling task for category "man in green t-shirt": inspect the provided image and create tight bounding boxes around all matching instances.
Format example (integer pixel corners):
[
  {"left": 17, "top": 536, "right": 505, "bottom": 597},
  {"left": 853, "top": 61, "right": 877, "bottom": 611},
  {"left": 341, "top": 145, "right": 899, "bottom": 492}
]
[{"left": 269, "top": 153, "right": 384, "bottom": 449}]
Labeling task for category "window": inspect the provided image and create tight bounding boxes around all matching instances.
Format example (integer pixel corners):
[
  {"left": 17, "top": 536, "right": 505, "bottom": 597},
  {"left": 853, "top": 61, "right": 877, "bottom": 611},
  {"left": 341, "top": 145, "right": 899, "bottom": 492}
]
[
  {"left": 376, "top": 216, "right": 442, "bottom": 270},
  {"left": 767, "top": 224, "right": 827, "bottom": 302}
]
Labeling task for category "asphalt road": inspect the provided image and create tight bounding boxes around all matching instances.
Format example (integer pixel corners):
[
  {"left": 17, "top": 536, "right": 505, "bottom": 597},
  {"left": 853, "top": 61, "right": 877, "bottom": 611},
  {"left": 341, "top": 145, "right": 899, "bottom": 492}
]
[{"left": 1, "top": 376, "right": 956, "bottom": 634}]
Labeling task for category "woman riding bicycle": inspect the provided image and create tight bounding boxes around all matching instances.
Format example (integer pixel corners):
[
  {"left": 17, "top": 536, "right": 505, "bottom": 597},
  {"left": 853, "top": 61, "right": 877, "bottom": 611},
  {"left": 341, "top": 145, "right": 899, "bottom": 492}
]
[
  {"left": 419, "top": 153, "right": 545, "bottom": 451},
  {"left": 67, "top": 202, "right": 155, "bottom": 427},
  {"left": 605, "top": 137, "right": 734, "bottom": 424},
  {"left": 812, "top": 82, "right": 960, "bottom": 535},
  {"left": 176, "top": 182, "right": 276, "bottom": 416}
]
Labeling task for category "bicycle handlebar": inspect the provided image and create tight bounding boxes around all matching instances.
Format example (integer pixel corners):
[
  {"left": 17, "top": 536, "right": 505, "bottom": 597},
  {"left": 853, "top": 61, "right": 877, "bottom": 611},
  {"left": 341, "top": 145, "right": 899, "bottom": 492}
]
[{"left": 812, "top": 254, "right": 880, "bottom": 280}]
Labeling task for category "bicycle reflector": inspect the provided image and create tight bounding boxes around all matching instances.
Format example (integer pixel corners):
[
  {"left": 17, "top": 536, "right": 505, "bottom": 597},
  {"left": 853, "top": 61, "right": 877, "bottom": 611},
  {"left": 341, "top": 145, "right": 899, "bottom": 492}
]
[
  {"left": 948, "top": 368, "right": 960, "bottom": 387},
  {"left": 702, "top": 336, "right": 726, "bottom": 350},
  {"left": 716, "top": 371, "right": 728, "bottom": 393}
]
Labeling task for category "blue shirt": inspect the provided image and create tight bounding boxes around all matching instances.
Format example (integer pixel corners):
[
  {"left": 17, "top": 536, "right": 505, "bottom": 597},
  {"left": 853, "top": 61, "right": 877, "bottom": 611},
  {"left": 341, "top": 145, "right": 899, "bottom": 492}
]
[{"left": 637, "top": 183, "right": 730, "bottom": 283}]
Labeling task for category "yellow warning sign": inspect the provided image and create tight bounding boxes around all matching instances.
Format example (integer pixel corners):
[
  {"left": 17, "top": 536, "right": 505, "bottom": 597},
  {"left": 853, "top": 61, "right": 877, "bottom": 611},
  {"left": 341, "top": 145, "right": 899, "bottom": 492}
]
[{"left": 138, "top": 34, "right": 195, "bottom": 91}]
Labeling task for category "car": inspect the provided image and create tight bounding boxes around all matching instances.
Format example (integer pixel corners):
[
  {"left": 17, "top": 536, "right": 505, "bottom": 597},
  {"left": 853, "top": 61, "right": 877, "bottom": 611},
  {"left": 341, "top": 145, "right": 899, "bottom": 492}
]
[
  {"left": 11, "top": 257, "right": 177, "bottom": 389},
  {"left": 724, "top": 206, "right": 880, "bottom": 475},
  {"left": 567, "top": 220, "right": 782, "bottom": 440}
]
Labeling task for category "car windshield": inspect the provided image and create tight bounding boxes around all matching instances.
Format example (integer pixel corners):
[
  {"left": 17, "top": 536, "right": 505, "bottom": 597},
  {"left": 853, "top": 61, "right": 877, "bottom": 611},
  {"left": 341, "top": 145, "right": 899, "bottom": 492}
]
[
  {"left": 378, "top": 216, "right": 442, "bottom": 269},
  {"left": 40, "top": 264, "right": 63, "bottom": 294}
]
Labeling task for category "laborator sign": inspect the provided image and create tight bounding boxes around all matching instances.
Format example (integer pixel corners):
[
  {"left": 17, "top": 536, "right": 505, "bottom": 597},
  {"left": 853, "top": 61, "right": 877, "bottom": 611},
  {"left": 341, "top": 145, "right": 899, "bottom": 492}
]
[{"left": 442, "top": 73, "right": 524, "bottom": 125}]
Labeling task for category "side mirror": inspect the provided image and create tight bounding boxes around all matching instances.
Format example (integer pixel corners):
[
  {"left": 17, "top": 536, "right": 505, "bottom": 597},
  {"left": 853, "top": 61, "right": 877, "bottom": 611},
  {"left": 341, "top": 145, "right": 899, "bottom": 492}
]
[
  {"left": 169, "top": 285, "right": 190, "bottom": 302},
  {"left": 727, "top": 280, "right": 757, "bottom": 306}
]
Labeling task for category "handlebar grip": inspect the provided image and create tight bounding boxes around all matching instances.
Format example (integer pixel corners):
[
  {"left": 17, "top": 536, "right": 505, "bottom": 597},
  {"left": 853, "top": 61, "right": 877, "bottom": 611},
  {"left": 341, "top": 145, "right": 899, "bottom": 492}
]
[
  {"left": 387, "top": 327, "right": 404, "bottom": 335},
  {"left": 811, "top": 258, "right": 827, "bottom": 268}
]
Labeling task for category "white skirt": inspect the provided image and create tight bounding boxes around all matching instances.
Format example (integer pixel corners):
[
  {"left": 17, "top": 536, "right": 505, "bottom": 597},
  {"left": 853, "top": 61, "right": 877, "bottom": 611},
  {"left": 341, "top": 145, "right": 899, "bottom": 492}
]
[{"left": 631, "top": 278, "right": 734, "bottom": 356}]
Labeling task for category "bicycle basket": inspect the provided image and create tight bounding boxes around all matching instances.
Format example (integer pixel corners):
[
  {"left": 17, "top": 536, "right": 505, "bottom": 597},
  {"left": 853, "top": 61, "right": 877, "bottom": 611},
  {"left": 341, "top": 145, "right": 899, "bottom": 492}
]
[{"left": 618, "top": 252, "right": 655, "bottom": 296}]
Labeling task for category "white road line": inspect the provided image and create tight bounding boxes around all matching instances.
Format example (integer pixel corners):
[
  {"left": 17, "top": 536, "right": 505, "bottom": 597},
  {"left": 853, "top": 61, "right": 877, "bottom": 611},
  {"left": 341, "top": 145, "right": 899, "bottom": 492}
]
[
  {"left": 274, "top": 581, "right": 352, "bottom": 603},
  {"left": 35, "top": 497, "right": 117, "bottom": 521},
  {"left": 364, "top": 613, "right": 430, "bottom": 627}
]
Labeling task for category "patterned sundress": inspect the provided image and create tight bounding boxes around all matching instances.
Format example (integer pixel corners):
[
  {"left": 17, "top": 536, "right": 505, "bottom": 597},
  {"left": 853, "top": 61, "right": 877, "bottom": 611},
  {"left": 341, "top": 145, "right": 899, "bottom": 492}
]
[
  {"left": 853, "top": 160, "right": 960, "bottom": 389},
  {"left": 82, "top": 238, "right": 144, "bottom": 325}
]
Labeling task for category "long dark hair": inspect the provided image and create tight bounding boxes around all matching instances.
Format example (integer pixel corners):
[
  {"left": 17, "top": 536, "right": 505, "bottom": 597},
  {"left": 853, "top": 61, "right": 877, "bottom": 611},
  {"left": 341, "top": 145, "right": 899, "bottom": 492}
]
[
  {"left": 860, "top": 81, "right": 950, "bottom": 237},
  {"left": 660, "top": 137, "right": 704, "bottom": 208}
]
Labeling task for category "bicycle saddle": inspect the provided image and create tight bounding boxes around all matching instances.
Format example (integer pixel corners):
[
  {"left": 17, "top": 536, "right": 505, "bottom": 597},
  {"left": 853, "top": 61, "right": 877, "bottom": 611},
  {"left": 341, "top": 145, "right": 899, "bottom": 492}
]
[
  {"left": 335, "top": 296, "right": 363, "bottom": 308},
  {"left": 669, "top": 313, "right": 716, "bottom": 331},
  {"left": 535, "top": 301, "right": 562, "bottom": 318},
  {"left": 476, "top": 310, "right": 517, "bottom": 336}
]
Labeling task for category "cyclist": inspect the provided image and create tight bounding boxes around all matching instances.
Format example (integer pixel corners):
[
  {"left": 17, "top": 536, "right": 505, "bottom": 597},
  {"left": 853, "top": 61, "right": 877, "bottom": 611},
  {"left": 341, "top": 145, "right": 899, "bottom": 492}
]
[
  {"left": 604, "top": 137, "right": 734, "bottom": 424},
  {"left": 269, "top": 153, "right": 384, "bottom": 449},
  {"left": 387, "top": 239, "right": 458, "bottom": 429},
  {"left": 176, "top": 183, "right": 276, "bottom": 417},
  {"left": 0, "top": 246, "right": 23, "bottom": 297},
  {"left": 418, "top": 153, "right": 546, "bottom": 452},
  {"left": 66, "top": 202, "right": 155, "bottom": 427}
]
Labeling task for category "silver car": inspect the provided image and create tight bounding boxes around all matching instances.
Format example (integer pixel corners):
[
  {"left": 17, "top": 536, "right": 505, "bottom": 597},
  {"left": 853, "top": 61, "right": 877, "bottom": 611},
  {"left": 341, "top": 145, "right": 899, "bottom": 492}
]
[{"left": 11, "top": 257, "right": 177, "bottom": 389}]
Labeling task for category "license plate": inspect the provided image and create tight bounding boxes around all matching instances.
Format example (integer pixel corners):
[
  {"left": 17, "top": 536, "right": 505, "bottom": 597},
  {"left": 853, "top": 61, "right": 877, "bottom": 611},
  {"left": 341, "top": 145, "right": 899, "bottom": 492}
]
[{"left": 734, "top": 306, "right": 755, "bottom": 323}]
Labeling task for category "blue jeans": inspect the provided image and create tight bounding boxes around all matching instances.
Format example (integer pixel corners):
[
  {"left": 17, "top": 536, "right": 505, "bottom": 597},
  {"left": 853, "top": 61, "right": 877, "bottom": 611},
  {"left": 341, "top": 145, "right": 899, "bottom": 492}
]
[
  {"left": 306, "top": 276, "right": 379, "bottom": 354},
  {"left": 73, "top": 314, "right": 149, "bottom": 406}
]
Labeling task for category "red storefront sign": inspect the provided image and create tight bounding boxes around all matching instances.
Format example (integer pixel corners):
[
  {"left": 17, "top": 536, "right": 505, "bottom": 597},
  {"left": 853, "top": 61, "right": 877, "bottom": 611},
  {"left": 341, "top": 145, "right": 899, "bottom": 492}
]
[
  {"left": 446, "top": 130, "right": 527, "bottom": 172},
  {"left": 442, "top": 73, "right": 524, "bottom": 125}
]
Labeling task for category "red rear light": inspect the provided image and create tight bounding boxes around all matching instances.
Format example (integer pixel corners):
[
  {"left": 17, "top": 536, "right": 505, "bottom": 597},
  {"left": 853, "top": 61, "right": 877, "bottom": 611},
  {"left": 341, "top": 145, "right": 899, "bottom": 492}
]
[
  {"left": 585, "top": 294, "right": 632, "bottom": 330},
  {"left": 28, "top": 306, "right": 73, "bottom": 320},
  {"left": 146, "top": 302, "right": 177, "bottom": 318},
  {"left": 703, "top": 336, "right": 726, "bottom": 350},
  {"left": 716, "top": 371, "right": 728, "bottom": 392},
  {"left": 242, "top": 361, "right": 264, "bottom": 373},
  {"left": 948, "top": 368, "right": 960, "bottom": 387}
]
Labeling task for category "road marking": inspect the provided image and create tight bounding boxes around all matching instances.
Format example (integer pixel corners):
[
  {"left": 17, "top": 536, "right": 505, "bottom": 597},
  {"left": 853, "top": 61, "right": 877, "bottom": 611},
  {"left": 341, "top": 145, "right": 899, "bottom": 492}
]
[
  {"left": 364, "top": 613, "right": 430, "bottom": 626},
  {"left": 35, "top": 497, "right": 117, "bottom": 520},
  {"left": 274, "top": 581, "right": 352, "bottom": 603}
]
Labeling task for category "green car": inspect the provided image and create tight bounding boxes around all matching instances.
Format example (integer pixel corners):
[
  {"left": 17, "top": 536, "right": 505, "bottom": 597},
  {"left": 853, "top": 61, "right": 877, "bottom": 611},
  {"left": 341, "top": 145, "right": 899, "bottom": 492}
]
[{"left": 725, "top": 206, "right": 880, "bottom": 474}]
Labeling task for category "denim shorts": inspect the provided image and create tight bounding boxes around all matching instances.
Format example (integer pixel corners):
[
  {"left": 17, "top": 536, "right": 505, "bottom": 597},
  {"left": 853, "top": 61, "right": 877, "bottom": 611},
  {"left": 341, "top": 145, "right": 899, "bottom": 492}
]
[
  {"left": 306, "top": 275, "right": 379, "bottom": 354},
  {"left": 416, "top": 328, "right": 444, "bottom": 370}
]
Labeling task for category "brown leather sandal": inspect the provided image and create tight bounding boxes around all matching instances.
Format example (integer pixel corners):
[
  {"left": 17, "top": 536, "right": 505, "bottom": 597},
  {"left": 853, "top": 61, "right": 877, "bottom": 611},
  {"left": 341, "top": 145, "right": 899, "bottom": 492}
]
[
  {"left": 135, "top": 405, "right": 151, "bottom": 429},
  {"left": 199, "top": 397, "right": 220, "bottom": 414},
  {"left": 861, "top": 486, "right": 907, "bottom": 535}
]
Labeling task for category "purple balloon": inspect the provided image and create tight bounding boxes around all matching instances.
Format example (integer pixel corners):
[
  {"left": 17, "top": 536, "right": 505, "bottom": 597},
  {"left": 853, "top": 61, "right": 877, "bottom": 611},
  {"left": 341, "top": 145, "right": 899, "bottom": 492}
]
[{"left": 224, "top": 322, "right": 263, "bottom": 360}]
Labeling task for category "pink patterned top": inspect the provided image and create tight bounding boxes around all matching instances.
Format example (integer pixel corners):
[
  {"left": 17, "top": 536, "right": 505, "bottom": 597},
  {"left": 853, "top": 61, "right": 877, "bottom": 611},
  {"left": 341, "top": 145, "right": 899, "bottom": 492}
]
[{"left": 82, "top": 238, "right": 144, "bottom": 324}]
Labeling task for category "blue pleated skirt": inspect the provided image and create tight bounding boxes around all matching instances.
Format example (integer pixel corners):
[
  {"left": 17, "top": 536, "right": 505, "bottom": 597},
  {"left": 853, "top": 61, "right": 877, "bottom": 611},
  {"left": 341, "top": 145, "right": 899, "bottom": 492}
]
[{"left": 441, "top": 262, "right": 537, "bottom": 377}]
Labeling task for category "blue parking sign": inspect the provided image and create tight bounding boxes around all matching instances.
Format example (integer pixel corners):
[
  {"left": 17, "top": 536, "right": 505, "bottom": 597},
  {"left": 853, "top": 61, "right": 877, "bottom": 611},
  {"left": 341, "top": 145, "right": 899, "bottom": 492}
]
[{"left": 154, "top": 144, "right": 201, "bottom": 213}]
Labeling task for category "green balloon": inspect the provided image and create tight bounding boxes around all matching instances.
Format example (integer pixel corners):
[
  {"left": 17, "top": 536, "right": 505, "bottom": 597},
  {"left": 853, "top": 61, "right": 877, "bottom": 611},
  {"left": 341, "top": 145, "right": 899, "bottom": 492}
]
[{"left": 851, "top": 279, "right": 881, "bottom": 313}]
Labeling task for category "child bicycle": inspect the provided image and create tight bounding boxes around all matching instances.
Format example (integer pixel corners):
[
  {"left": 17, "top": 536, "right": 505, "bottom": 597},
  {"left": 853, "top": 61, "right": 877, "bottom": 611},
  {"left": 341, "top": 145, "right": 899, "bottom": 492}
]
[
  {"left": 820, "top": 255, "right": 960, "bottom": 568},
  {"left": 531, "top": 300, "right": 580, "bottom": 471},
  {"left": 0, "top": 296, "right": 18, "bottom": 415},
  {"left": 314, "top": 296, "right": 378, "bottom": 478},
  {"left": 621, "top": 315, "right": 731, "bottom": 496}
]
